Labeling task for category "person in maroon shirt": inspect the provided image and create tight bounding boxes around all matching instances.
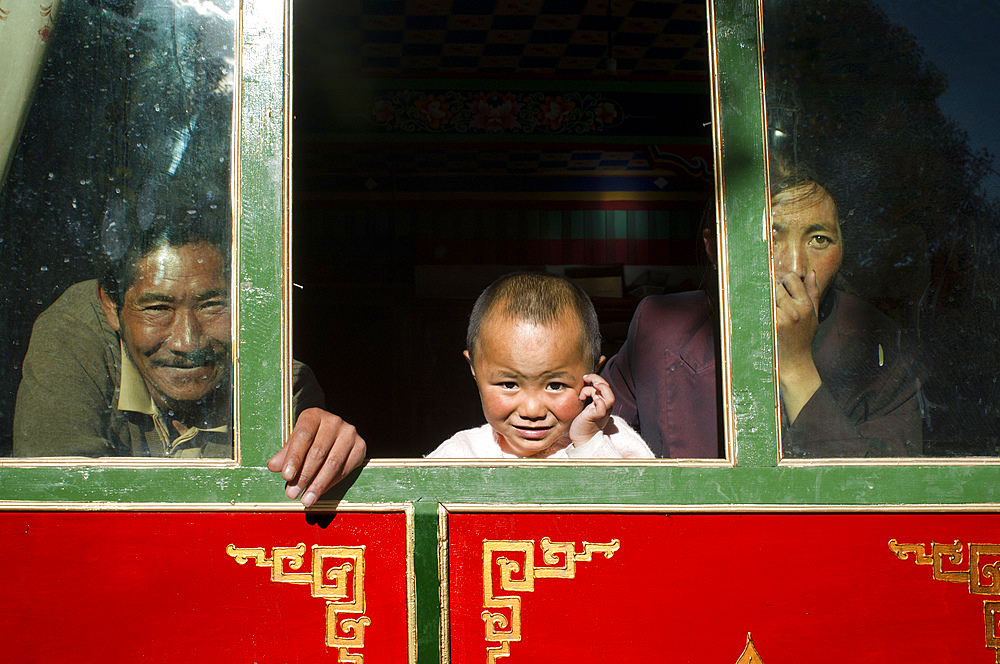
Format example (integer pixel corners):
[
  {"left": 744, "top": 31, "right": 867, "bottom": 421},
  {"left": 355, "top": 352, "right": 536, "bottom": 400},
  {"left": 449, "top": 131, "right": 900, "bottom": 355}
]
[{"left": 601, "top": 170, "right": 922, "bottom": 458}]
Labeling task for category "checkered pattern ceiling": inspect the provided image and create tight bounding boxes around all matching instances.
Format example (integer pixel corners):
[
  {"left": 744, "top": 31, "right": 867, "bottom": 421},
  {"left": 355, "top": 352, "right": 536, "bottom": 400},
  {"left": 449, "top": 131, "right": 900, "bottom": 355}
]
[
  {"left": 301, "top": 0, "right": 709, "bottom": 78},
  {"left": 294, "top": 0, "right": 714, "bottom": 197}
]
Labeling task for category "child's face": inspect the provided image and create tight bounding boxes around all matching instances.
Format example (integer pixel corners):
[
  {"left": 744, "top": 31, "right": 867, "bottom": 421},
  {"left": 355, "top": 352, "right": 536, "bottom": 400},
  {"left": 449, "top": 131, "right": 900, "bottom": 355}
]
[{"left": 466, "top": 310, "right": 591, "bottom": 457}]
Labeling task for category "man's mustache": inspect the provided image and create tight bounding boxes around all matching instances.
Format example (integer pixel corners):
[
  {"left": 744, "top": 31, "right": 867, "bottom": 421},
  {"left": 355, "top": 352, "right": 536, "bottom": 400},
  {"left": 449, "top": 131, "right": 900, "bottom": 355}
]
[{"left": 148, "top": 347, "right": 227, "bottom": 368}]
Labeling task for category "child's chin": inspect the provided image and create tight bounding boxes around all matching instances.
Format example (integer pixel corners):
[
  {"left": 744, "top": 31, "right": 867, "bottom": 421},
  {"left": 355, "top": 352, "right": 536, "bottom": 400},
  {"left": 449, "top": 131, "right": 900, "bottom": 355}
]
[{"left": 499, "top": 431, "right": 569, "bottom": 458}]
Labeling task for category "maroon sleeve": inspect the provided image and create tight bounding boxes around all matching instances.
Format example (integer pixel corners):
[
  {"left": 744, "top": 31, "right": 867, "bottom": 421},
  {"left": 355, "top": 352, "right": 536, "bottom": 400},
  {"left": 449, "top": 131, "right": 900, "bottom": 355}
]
[
  {"left": 785, "top": 380, "right": 921, "bottom": 457},
  {"left": 783, "top": 292, "right": 923, "bottom": 457},
  {"left": 601, "top": 292, "right": 721, "bottom": 458}
]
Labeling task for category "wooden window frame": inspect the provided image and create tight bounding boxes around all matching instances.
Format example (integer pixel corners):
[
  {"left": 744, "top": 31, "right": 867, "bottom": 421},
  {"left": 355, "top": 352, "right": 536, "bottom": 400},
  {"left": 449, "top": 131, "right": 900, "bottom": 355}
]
[{"left": 3, "top": 0, "right": 999, "bottom": 510}]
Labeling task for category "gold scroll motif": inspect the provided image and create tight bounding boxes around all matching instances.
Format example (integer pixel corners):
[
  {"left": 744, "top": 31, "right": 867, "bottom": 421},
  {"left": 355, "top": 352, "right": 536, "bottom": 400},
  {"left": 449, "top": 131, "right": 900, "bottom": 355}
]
[
  {"left": 482, "top": 537, "right": 620, "bottom": 662},
  {"left": 734, "top": 633, "right": 765, "bottom": 664},
  {"left": 889, "top": 539, "right": 1000, "bottom": 663},
  {"left": 226, "top": 543, "right": 370, "bottom": 663}
]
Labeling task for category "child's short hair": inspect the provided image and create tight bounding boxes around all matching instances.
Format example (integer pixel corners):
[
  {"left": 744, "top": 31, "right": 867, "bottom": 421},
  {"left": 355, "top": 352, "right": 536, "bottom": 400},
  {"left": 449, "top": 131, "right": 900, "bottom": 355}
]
[{"left": 466, "top": 272, "right": 602, "bottom": 370}]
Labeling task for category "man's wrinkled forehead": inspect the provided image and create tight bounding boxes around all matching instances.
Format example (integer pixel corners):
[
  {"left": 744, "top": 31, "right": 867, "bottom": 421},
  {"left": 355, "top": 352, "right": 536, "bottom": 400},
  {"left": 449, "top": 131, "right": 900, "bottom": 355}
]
[{"left": 127, "top": 240, "right": 228, "bottom": 286}]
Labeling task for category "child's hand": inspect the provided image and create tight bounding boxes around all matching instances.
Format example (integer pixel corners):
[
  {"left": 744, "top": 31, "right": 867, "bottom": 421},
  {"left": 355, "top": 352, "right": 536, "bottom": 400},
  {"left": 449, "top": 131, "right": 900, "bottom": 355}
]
[{"left": 569, "top": 374, "right": 616, "bottom": 445}]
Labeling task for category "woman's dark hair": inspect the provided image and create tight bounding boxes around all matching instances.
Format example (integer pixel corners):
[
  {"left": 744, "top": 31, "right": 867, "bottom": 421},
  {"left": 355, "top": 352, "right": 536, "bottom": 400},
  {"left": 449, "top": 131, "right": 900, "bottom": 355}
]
[{"left": 768, "top": 157, "right": 839, "bottom": 221}]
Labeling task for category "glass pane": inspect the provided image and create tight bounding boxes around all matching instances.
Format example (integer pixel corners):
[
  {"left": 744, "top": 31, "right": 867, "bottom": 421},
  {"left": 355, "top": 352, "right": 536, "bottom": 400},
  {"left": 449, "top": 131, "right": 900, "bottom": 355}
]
[
  {"left": 763, "top": 0, "right": 1000, "bottom": 457},
  {"left": 1, "top": 0, "right": 236, "bottom": 458},
  {"left": 293, "top": 0, "right": 721, "bottom": 459}
]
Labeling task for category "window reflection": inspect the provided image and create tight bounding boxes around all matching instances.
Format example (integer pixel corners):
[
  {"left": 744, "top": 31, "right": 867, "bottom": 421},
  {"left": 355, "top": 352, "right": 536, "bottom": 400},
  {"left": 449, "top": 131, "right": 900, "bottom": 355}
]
[
  {"left": 1, "top": 0, "right": 236, "bottom": 457},
  {"left": 764, "top": 0, "right": 1000, "bottom": 456}
]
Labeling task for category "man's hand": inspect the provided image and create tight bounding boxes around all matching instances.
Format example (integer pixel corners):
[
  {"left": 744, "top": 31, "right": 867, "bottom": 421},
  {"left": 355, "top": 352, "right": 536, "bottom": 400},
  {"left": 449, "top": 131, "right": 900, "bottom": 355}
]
[
  {"left": 569, "top": 374, "right": 615, "bottom": 445},
  {"left": 267, "top": 408, "right": 366, "bottom": 507},
  {"left": 774, "top": 270, "right": 823, "bottom": 422}
]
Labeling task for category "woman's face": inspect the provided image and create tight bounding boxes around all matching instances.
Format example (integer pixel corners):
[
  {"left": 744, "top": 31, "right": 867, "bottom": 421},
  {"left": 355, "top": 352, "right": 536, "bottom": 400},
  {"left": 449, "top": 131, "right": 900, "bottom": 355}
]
[{"left": 770, "top": 183, "right": 843, "bottom": 302}]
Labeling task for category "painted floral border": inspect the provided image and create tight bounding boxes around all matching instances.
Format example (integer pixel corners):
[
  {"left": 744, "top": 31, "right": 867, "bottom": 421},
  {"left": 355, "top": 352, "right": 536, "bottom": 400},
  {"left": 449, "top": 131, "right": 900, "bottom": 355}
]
[{"left": 372, "top": 90, "right": 625, "bottom": 135}]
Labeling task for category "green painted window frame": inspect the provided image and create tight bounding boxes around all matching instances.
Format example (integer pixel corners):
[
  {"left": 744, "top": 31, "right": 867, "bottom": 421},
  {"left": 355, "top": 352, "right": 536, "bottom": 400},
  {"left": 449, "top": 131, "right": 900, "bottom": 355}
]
[{"left": 3, "top": 0, "right": 999, "bottom": 508}]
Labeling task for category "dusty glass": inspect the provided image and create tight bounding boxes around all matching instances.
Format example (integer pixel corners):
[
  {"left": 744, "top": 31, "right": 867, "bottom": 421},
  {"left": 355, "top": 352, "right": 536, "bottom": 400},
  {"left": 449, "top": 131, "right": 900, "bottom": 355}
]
[
  {"left": 764, "top": 0, "right": 1000, "bottom": 457},
  {"left": 1, "top": 0, "right": 236, "bottom": 458}
]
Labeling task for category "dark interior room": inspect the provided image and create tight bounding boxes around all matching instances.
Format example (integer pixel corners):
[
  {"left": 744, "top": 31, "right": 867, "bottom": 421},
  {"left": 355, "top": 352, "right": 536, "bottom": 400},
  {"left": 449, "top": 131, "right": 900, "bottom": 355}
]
[{"left": 290, "top": 0, "right": 715, "bottom": 457}]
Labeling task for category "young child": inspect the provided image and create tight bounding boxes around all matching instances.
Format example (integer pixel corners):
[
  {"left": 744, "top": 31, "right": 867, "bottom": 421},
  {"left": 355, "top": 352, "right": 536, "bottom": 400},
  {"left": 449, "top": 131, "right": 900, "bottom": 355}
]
[{"left": 427, "top": 272, "right": 653, "bottom": 459}]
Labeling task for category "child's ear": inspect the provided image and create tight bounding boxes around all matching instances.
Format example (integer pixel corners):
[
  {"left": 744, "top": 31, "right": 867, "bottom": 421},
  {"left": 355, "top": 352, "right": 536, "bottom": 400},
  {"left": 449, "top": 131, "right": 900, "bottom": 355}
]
[
  {"left": 594, "top": 354, "right": 607, "bottom": 374},
  {"left": 463, "top": 350, "right": 476, "bottom": 378}
]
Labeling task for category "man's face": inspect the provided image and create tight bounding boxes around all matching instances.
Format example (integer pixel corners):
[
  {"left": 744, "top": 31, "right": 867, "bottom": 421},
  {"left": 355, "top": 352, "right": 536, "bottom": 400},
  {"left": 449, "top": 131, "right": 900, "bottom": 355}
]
[
  {"left": 102, "top": 242, "right": 230, "bottom": 413},
  {"left": 771, "top": 182, "right": 843, "bottom": 302},
  {"left": 465, "top": 309, "right": 590, "bottom": 458}
]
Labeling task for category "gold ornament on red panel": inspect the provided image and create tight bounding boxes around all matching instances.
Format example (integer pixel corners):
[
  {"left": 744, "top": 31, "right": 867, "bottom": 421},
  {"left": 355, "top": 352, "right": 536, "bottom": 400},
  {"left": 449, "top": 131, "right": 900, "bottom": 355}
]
[
  {"left": 227, "top": 543, "right": 370, "bottom": 663},
  {"left": 481, "top": 537, "right": 619, "bottom": 662},
  {"left": 890, "top": 539, "right": 1000, "bottom": 663},
  {"left": 734, "top": 633, "right": 766, "bottom": 664}
]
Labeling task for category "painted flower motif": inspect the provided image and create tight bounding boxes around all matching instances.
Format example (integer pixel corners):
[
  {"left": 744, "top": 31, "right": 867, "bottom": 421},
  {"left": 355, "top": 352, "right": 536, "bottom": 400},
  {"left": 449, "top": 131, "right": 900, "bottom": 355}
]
[
  {"left": 538, "top": 96, "right": 576, "bottom": 131},
  {"left": 594, "top": 101, "right": 617, "bottom": 125},
  {"left": 414, "top": 94, "right": 450, "bottom": 129},
  {"left": 372, "top": 99, "right": 396, "bottom": 125},
  {"left": 470, "top": 92, "right": 523, "bottom": 133},
  {"left": 38, "top": 24, "right": 51, "bottom": 42}
]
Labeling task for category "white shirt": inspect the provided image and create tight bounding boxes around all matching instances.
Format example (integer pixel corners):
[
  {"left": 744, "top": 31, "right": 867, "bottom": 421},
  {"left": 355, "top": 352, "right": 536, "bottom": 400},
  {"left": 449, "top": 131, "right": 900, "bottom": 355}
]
[{"left": 426, "top": 415, "right": 654, "bottom": 459}]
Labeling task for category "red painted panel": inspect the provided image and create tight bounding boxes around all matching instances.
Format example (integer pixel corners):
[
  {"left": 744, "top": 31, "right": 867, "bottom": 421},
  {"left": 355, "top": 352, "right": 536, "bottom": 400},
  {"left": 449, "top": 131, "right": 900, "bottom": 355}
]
[
  {"left": 0, "top": 510, "right": 410, "bottom": 663},
  {"left": 447, "top": 512, "right": 1000, "bottom": 663}
]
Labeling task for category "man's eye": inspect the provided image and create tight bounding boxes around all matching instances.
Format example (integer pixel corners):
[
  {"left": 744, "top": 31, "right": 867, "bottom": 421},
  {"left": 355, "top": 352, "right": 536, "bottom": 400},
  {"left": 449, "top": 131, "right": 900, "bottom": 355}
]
[
  {"left": 498, "top": 382, "right": 517, "bottom": 390},
  {"left": 201, "top": 300, "right": 229, "bottom": 310},
  {"left": 547, "top": 382, "right": 567, "bottom": 391},
  {"left": 143, "top": 304, "right": 171, "bottom": 312},
  {"left": 810, "top": 235, "right": 833, "bottom": 247}
]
